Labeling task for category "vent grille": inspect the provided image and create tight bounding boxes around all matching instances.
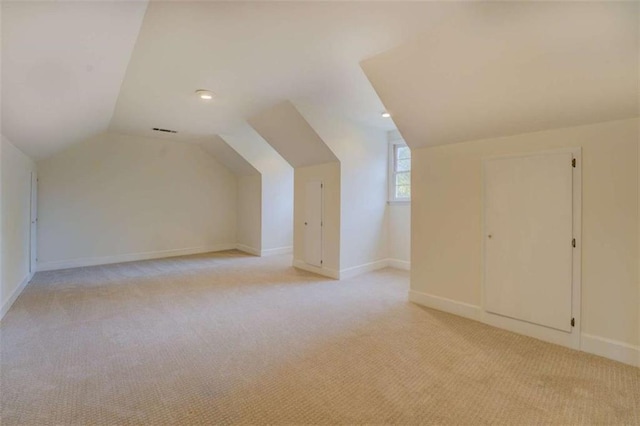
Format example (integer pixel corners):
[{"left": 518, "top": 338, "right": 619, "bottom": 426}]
[{"left": 152, "top": 127, "right": 177, "bottom": 134}]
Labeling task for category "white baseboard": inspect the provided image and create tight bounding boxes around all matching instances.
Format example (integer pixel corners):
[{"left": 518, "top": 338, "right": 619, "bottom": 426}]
[
  {"left": 292, "top": 257, "right": 409, "bottom": 280},
  {"left": 581, "top": 333, "right": 639, "bottom": 367},
  {"left": 292, "top": 259, "right": 339, "bottom": 279},
  {"left": 0, "top": 272, "right": 33, "bottom": 321},
  {"left": 409, "top": 290, "right": 576, "bottom": 350},
  {"left": 408, "top": 290, "right": 640, "bottom": 367},
  {"left": 261, "top": 246, "right": 293, "bottom": 257},
  {"left": 339, "top": 259, "right": 390, "bottom": 280},
  {"left": 482, "top": 310, "right": 579, "bottom": 350},
  {"left": 236, "top": 245, "right": 293, "bottom": 257},
  {"left": 37, "top": 244, "right": 236, "bottom": 272},
  {"left": 235, "top": 244, "right": 261, "bottom": 256},
  {"left": 408, "top": 290, "right": 482, "bottom": 322},
  {"left": 387, "top": 258, "right": 410, "bottom": 271}
]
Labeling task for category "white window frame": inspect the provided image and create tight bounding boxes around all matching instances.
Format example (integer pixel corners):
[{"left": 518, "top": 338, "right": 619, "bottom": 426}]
[{"left": 388, "top": 141, "right": 411, "bottom": 204}]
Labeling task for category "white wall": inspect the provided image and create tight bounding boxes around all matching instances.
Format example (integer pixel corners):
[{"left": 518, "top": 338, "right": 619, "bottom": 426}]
[
  {"left": 294, "top": 162, "right": 341, "bottom": 277},
  {"left": 388, "top": 204, "right": 410, "bottom": 266},
  {"left": 1, "top": 136, "right": 37, "bottom": 318},
  {"left": 237, "top": 174, "right": 262, "bottom": 255},
  {"left": 37, "top": 132, "right": 238, "bottom": 270},
  {"left": 261, "top": 171, "right": 294, "bottom": 254},
  {"left": 387, "top": 130, "right": 411, "bottom": 267},
  {"left": 297, "top": 105, "right": 389, "bottom": 275},
  {"left": 411, "top": 118, "right": 639, "bottom": 364},
  {"left": 221, "top": 127, "right": 293, "bottom": 253}
]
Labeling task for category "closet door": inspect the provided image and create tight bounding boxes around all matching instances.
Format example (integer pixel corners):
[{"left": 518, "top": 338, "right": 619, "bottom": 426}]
[{"left": 484, "top": 152, "right": 573, "bottom": 332}]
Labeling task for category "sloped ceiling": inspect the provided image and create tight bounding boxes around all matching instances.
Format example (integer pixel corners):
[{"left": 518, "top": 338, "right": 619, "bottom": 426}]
[
  {"left": 198, "top": 136, "right": 259, "bottom": 176},
  {"left": 4, "top": 1, "right": 636, "bottom": 160},
  {"left": 218, "top": 124, "right": 292, "bottom": 176},
  {"left": 107, "top": 1, "right": 453, "bottom": 144},
  {"left": 1, "top": 1, "right": 148, "bottom": 159},
  {"left": 361, "top": 2, "right": 639, "bottom": 149},
  {"left": 249, "top": 101, "right": 338, "bottom": 168}
]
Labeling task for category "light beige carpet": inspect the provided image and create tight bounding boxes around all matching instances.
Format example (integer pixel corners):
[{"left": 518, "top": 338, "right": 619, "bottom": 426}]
[{"left": 1, "top": 250, "right": 638, "bottom": 425}]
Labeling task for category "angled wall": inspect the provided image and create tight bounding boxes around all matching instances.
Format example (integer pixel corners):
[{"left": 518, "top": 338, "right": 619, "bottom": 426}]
[
  {"left": 1, "top": 1, "right": 148, "bottom": 159},
  {"left": 248, "top": 101, "right": 339, "bottom": 168},
  {"left": 250, "top": 101, "right": 340, "bottom": 277},
  {"left": 220, "top": 126, "right": 293, "bottom": 256},
  {"left": 361, "top": 2, "right": 638, "bottom": 150}
]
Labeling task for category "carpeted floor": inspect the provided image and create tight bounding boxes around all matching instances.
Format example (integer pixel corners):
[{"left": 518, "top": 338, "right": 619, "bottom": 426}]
[{"left": 1, "top": 250, "right": 638, "bottom": 425}]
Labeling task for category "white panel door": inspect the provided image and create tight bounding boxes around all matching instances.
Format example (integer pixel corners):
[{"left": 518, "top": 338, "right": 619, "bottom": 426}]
[
  {"left": 304, "top": 181, "right": 323, "bottom": 267},
  {"left": 29, "top": 172, "right": 38, "bottom": 274},
  {"left": 484, "top": 152, "right": 573, "bottom": 332}
]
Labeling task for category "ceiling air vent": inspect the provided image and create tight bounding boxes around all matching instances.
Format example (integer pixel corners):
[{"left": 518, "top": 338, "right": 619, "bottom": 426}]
[{"left": 152, "top": 127, "right": 177, "bottom": 134}]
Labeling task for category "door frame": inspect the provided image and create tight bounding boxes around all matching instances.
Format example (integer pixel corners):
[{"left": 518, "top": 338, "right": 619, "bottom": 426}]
[
  {"left": 480, "top": 147, "right": 582, "bottom": 350},
  {"left": 303, "top": 180, "right": 324, "bottom": 268},
  {"left": 29, "top": 171, "right": 38, "bottom": 275}
]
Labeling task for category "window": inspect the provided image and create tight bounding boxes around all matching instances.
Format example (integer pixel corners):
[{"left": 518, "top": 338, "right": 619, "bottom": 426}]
[{"left": 389, "top": 142, "right": 411, "bottom": 202}]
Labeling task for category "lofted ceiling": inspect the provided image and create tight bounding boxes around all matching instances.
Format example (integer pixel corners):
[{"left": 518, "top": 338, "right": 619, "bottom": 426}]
[
  {"left": 1, "top": 0, "right": 148, "bottom": 159},
  {"left": 3, "top": 1, "right": 637, "bottom": 161},
  {"left": 198, "top": 135, "right": 259, "bottom": 176},
  {"left": 2, "top": 0, "right": 455, "bottom": 160},
  {"left": 219, "top": 124, "right": 292, "bottom": 176},
  {"left": 249, "top": 101, "right": 338, "bottom": 168},
  {"left": 361, "top": 1, "right": 639, "bottom": 149}
]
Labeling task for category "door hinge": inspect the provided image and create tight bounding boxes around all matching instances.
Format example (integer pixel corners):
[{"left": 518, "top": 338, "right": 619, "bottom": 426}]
[
  {"left": 571, "top": 318, "right": 575, "bottom": 327},
  {"left": 321, "top": 183, "right": 323, "bottom": 189},
  {"left": 321, "top": 221, "right": 323, "bottom": 227},
  {"left": 572, "top": 238, "right": 576, "bottom": 248},
  {"left": 572, "top": 158, "right": 576, "bottom": 168},
  {"left": 320, "top": 260, "right": 323, "bottom": 265}
]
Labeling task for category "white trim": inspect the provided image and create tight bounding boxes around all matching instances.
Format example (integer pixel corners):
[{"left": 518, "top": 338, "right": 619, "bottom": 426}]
[
  {"left": 0, "top": 272, "right": 33, "bottom": 321},
  {"left": 408, "top": 290, "right": 482, "bottom": 322},
  {"left": 37, "top": 244, "right": 236, "bottom": 272},
  {"left": 408, "top": 289, "right": 640, "bottom": 366},
  {"left": 235, "top": 244, "right": 261, "bottom": 256},
  {"left": 261, "top": 246, "right": 293, "bottom": 257},
  {"left": 480, "top": 147, "right": 582, "bottom": 350},
  {"left": 387, "top": 259, "right": 410, "bottom": 271},
  {"left": 293, "top": 258, "right": 409, "bottom": 280},
  {"left": 293, "top": 259, "right": 339, "bottom": 279},
  {"left": 339, "top": 259, "right": 389, "bottom": 280},
  {"left": 581, "top": 333, "right": 639, "bottom": 367},
  {"left": 482, "top": 311, "right": 576, "bottom": 349}
]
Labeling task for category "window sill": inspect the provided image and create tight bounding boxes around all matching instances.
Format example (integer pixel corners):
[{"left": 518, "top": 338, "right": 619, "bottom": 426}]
[{"left": 387, "top": 200, "right": 411, "bottom": 206}]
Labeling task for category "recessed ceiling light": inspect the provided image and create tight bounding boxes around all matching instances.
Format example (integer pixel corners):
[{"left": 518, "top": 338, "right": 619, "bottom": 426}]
[
  {"left": 195, "top": 89, "right": 214, "bottom": 100},
  {"left": 381, "top": 112, "right": 391, "bottom": 118}
]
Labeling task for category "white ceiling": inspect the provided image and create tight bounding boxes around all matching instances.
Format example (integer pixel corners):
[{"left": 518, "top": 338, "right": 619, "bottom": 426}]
[
  {"left": 2, "top": 1, "right": 455, "bottom": 159},
  {"left": 361, "top": 2, "right": 639, "bottom": 149},
  {"left": 198, "top": 135, "right": 259, "bottom": 176},
  {"left": 249, "top": 101, "right": 338, "bottom": 168},
  {"left": 218, "top": 124, "right": 292, "bottom": 176},
  {"left": 1, "top": 1, "right": 148, "bottom": 159},
  {"left": 3, "top": 1, "right": 636, "bottom": 160},
  {"left": 109, "top": 1, "right": 454, "bottom": 143}
]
